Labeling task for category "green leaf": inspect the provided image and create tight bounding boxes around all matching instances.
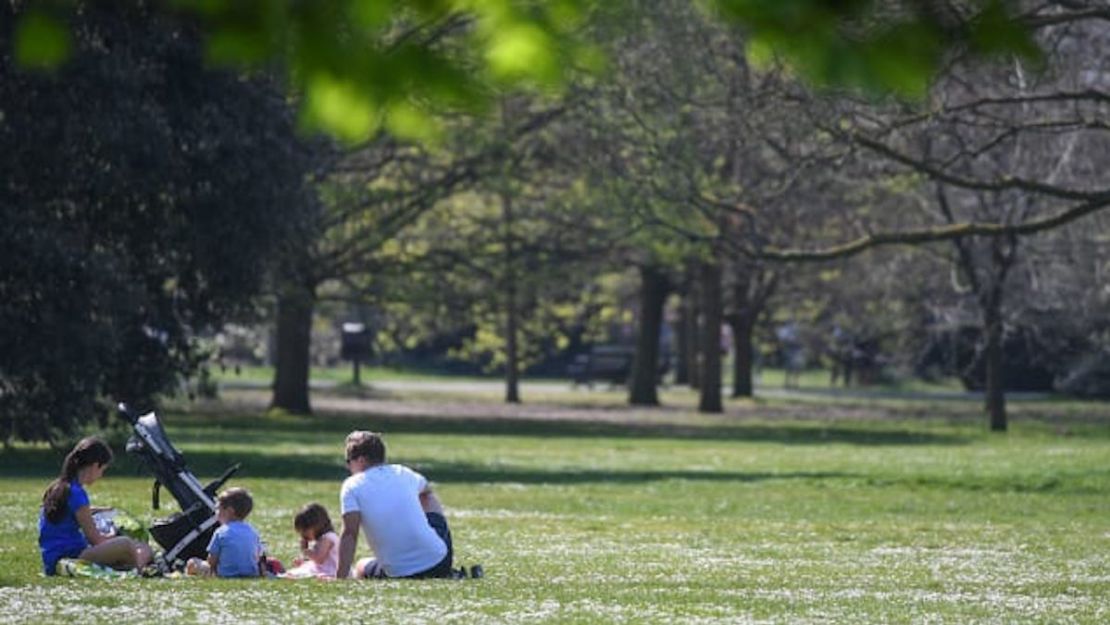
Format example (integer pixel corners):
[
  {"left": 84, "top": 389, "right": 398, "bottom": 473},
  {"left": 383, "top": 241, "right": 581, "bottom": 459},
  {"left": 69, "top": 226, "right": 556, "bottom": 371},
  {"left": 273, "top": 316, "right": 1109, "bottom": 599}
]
[
  {"left": 349, "top": 0, "right": 396, "bottom": 30},
  {"left": 744, "top": 38, "right": 777, "bottom": 71},
  {"left": 573, "top": 43, "right": 607, "bottom": 74},
  {"left": 485, "top": 23, "right": 559, "bottom": 84},
  {"left": 205, "top": 26, "right": 272, "bottom": 65},
  {"left": 302, "top": 74, "right": 379, "bottom": 143},
  {"left": 970, "top": 0, "right": 1042, "bottom": 61},
  {"left": 14, "top": 11, "right": 71, "bottom": 69},
  {"left": 385, "top": 100, "right": 442, "bottom": 144}
]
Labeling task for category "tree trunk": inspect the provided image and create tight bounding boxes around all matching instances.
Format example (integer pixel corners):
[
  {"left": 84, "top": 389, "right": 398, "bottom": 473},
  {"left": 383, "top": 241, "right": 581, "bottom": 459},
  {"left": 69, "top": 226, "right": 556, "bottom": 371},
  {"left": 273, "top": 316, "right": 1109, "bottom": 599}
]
[
  {"left": 630, "top": 265, "right": 669, "bottom": 406},
  {"left": 505, "top": 292, "right": 520, "bottom": 404},
  {"left": 501, "top": 186, "right": 521, "bottom": 404},
  {"left": 725, "top": 260, "right": 762, "bottom": 399},
  {"left": 272, "top": 285, "right": 315, "bottom": 414},
  {"left": 698, "top": 262, "right": 723, "bottom": 413},
  {"left": 983, "top": 294, "right": 1007, "bottom": 431},
  {"left": 674, "top": 295, "right": 690, "bottom": 385},
  {"left": 687, "top": 282, "right": 702, "bottom": 391},
  {"left": 730, "top": 315, "right": 755, "bottom": 398},
  {"left": 938, "top": 192, "right": 1013, "bottom": 433}
]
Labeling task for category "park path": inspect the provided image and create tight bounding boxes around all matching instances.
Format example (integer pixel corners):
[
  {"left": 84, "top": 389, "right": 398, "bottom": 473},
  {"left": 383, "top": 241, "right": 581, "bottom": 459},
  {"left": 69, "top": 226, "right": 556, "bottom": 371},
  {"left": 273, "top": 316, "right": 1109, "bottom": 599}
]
[
  {"left": 221, "top": 377, "right": 1048, "bottom": 403},
  {"left": 364, "top": 379, "right": 1048, "bottom": 402},
  {"left": 211, "top": 378, "right": 1056, "bottom": 427}
]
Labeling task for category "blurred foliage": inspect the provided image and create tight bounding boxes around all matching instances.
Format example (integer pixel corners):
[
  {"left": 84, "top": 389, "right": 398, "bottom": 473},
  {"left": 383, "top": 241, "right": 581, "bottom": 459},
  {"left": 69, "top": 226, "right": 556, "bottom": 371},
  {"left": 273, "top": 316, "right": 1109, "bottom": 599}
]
[
  {"left": 0, "top": 3, "right": 317, "bottom": 443},
  {"left": 710, "top": 0, "right": 1039, "bottom": 99},
  {"left": 9, "top": 0, "right": 1037, "bottom": 143}
]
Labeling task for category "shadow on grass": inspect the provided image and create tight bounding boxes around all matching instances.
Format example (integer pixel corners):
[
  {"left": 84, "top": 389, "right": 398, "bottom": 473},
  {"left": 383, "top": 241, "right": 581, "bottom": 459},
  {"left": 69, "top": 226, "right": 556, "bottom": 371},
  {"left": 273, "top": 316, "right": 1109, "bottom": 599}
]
[
  {"left": 7, "top": 446, "right": 1105, "bottom": 495},
  {"left": 0, "top": 408, "right": 969, "bottom": 481},
  {"left": 0, "top": 415, "right": 972, "bottom": 479},
  {"left": 166, "top": 411, "right": 973, "bottom": 448},
  {"left": 0, "top": 446, "right": 853, "bottom": 485},
  {"left": 404, "top": 460, "right": 854, "bottom": 486}
]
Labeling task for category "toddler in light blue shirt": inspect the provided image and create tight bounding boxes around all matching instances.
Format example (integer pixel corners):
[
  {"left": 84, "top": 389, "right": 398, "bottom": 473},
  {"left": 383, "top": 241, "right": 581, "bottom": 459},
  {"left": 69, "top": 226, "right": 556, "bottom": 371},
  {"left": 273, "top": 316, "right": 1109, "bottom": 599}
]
[{"left": 188, "top": 487, "right": 263, "bottom": 577}]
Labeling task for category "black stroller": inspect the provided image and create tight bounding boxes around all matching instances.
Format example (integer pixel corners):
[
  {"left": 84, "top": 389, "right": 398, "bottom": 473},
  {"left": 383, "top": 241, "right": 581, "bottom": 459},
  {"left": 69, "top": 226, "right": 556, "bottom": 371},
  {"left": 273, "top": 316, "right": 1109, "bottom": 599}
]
[{"left": 118, "top": 403, "right": 240, "bottom": 568}]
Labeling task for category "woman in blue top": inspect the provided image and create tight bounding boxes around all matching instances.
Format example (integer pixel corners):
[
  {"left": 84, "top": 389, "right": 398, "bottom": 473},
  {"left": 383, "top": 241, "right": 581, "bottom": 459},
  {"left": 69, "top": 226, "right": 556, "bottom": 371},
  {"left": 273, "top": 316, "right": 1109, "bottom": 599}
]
[{"left": 38, "top": 437, "right": 153, "bottom": 575}]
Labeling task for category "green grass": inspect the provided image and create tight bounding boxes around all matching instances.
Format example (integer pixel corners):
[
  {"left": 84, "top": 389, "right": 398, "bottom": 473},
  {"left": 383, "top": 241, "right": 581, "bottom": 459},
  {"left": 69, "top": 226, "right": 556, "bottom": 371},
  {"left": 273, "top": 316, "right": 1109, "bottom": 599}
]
[{"left": 1, "top": 392, "right": 1108, "bottom": 624}]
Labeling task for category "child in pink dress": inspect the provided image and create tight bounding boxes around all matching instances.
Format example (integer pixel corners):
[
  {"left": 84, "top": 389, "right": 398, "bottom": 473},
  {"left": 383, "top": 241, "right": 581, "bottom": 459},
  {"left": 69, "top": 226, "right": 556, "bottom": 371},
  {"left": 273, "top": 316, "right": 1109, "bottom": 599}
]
[{"left": 285, "top": 503, "right": 340, "bottom": 578}]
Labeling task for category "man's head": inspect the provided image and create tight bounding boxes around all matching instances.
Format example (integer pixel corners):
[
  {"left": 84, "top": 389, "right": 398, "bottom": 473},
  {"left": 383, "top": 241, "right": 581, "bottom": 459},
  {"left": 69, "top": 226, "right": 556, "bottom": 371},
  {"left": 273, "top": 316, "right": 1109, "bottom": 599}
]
[
  {"left": 345, "top": 431, "right": 386, "bottom": 468},
  {"left": 217, "top": 487, "right": 253, "bottom": 521}
]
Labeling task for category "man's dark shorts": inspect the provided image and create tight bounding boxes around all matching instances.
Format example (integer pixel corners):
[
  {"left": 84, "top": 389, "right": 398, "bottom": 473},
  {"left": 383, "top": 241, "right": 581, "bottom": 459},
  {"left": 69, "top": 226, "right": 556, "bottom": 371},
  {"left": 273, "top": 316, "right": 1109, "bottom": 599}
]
[{"left": 406, "top": 512, "right": 453, "bottom": 578}]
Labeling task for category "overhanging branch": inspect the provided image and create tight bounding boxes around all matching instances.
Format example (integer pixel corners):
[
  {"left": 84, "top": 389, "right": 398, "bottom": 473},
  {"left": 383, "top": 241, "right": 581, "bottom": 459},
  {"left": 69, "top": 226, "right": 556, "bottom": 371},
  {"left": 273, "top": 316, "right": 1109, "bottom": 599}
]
[
  {"left": 852, "top": 133, "right": 1110, "bottom": 201},
  {"left": 754, "top": 195, "right": 1110, "bottom": 262}
]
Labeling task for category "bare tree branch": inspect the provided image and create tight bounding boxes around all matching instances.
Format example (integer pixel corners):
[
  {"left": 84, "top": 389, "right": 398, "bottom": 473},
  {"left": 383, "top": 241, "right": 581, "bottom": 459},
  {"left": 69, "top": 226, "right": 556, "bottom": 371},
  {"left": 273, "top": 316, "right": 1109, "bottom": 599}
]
[{"left": 754, "top": 195, "right": 1110, "bottom": 262}]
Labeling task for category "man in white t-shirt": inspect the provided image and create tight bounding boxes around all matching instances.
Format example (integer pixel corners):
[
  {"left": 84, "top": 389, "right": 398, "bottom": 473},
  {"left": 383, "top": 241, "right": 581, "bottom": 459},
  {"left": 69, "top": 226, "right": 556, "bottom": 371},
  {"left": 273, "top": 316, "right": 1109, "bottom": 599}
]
[{"left": 336, "top": 431, "right": 453, "bottom": 579}]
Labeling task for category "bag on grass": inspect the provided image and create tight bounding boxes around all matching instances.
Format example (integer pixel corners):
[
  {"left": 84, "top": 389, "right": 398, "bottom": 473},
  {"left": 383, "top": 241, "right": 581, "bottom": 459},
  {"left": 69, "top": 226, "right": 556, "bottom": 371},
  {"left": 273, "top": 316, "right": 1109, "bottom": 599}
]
[
  {"left": 55, "top": 558, "right": 138, "bottom": 579},
  {"left": 92, "top": 509, "right": 149, "bottom": 543}
]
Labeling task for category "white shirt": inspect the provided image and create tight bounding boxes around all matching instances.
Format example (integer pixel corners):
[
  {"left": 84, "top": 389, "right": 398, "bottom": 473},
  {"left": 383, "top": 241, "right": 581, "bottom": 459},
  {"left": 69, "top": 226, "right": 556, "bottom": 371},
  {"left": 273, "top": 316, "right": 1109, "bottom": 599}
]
[{"left": 340, "top": 464, "right": 447, "bottom": 577}]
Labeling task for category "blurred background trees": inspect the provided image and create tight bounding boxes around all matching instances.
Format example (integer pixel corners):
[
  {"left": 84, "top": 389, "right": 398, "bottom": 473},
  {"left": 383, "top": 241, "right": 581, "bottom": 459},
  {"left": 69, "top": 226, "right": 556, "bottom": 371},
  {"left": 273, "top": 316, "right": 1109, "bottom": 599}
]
[
  {"left": 5, "top": 0, "right": 1110, "bottom": 442},
  {"left": 0, "top": 2, "right": 317, "bottom": 442}
]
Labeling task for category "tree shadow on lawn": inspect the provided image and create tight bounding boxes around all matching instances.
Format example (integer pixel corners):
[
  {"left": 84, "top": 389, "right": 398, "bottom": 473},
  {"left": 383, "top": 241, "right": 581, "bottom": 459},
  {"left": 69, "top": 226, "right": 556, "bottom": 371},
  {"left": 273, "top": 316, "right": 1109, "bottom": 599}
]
[
  {"left": 8, "top": 446, "right": 1105, "bottom": 495},
  {"left": 0, "top": 446, "right": 855, "bottom": 485},
  {"left": 166, "top": 411, "right": 973, "bottom": 448},
  {"left": 0, "top": 410, "right": 969, "bottom": 480},
  {"left": 174, "top": 452, "right": 862, "bottom": 486},
  {"left": 168, "top": 451, "right": 1110, "bottom": 493},
  {"left": 400, "top": 460, "right": 855, "bottom": 486}
]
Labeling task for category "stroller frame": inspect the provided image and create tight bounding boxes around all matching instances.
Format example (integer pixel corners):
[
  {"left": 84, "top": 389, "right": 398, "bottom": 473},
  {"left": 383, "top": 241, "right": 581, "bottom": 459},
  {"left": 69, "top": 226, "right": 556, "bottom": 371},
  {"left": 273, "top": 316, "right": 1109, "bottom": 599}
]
[{"left": 118, "top": 402, "right": 239, "bottom": 567}]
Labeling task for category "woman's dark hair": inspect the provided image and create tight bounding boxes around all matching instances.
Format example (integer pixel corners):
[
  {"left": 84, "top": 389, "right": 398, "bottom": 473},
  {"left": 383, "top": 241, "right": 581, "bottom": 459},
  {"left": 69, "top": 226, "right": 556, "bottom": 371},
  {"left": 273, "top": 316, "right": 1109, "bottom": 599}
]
[
  {"left": 294, "top": 502, "right": 335, "bottom": 538},
  {"left": 42, "top": 437, "right": 113, "bottom": 524}
]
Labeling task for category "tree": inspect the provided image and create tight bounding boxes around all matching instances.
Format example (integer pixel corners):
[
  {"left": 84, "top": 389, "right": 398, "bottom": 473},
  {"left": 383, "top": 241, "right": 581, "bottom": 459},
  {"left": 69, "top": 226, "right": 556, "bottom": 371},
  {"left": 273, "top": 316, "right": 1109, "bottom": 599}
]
[
  {"left": 754, "top": 9, "right": 1110, "bottom": 430},
  {"left": 723, "top": 255, "right": 777, "bottom": 398},
  {"left": 0, "top": 3, "right": 315, "bottom": 443},
  {"left": 583, "top": 0, "right": 846, "bottom": 411},
  {"left": 269, "top": 136, "right": 479, "bottom": 414},
  {"left": 266, "top": 92, "right": 581, "bottom": 412},
  {"left": 362, "top": 93, "right": 622, "bottom": 403},
  {"left": 628, "top": 265, "right": 670, "bottom": 406}
]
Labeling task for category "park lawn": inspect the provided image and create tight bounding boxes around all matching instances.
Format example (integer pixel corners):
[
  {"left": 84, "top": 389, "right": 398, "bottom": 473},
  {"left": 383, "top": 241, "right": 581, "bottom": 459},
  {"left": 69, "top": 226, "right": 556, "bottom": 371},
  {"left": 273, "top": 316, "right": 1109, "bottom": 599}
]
[{"left": 0, "top": 398, "right": 1107, "bottom": 624}]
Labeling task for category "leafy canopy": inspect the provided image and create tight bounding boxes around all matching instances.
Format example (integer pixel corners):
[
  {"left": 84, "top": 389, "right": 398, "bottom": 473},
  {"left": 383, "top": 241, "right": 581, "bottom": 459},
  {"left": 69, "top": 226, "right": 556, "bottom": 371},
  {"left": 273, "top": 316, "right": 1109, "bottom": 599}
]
[{"left": 12, "top": 0, "right": 1037, "bottom": 141}]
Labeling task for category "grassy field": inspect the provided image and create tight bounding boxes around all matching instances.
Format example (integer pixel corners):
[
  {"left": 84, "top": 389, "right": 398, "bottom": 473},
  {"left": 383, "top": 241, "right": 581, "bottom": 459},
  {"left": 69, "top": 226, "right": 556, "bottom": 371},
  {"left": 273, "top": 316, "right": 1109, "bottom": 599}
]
[{"left": 0, "top": 389, "right": 1107, "bottom": 624}]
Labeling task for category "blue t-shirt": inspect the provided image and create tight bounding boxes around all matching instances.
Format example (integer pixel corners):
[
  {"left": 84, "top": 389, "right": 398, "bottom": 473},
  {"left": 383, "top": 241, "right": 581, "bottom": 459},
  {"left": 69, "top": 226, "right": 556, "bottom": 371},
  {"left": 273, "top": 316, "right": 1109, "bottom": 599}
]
[
  {"left": 39, "top": 481, "right": 91, "bottom": 575},
  {"left": 207, "top": 520, "right": 262, "bottom": 577}
]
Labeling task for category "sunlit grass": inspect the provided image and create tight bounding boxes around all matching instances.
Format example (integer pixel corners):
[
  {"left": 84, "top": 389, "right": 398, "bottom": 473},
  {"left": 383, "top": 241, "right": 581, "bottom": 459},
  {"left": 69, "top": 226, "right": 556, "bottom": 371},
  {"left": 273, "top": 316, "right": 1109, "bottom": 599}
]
[{"left": 1, "top": 393, "right": 1107, "bottom": 624}]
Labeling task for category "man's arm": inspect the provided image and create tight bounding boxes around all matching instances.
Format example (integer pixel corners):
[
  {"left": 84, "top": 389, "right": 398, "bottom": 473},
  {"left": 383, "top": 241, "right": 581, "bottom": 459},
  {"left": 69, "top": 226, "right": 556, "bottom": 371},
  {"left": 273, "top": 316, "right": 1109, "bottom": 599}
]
[
  {"left": 336, "top": 511, "right": 361, "bottom": 579},
  {"left": 419, "top": 486, "right": 445, "bottom": 515}
]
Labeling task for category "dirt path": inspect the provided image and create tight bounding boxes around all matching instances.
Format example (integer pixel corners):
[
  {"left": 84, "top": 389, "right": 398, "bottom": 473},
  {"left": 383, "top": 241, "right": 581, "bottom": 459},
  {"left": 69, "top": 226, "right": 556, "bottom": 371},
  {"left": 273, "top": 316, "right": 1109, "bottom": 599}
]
[{"left": 212, "top": 384, "right": 1015, "bottom": 428}]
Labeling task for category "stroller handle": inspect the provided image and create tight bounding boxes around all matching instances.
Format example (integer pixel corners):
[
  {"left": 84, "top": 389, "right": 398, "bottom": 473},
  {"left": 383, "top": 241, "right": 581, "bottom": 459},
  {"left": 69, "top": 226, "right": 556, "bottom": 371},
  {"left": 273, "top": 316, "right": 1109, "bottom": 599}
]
[
  {"left": 117, "top": 402, "right": 140, "bottom": 425},
  {"left": 203, "top": 463, "right": 242, "bottom": 498}
]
